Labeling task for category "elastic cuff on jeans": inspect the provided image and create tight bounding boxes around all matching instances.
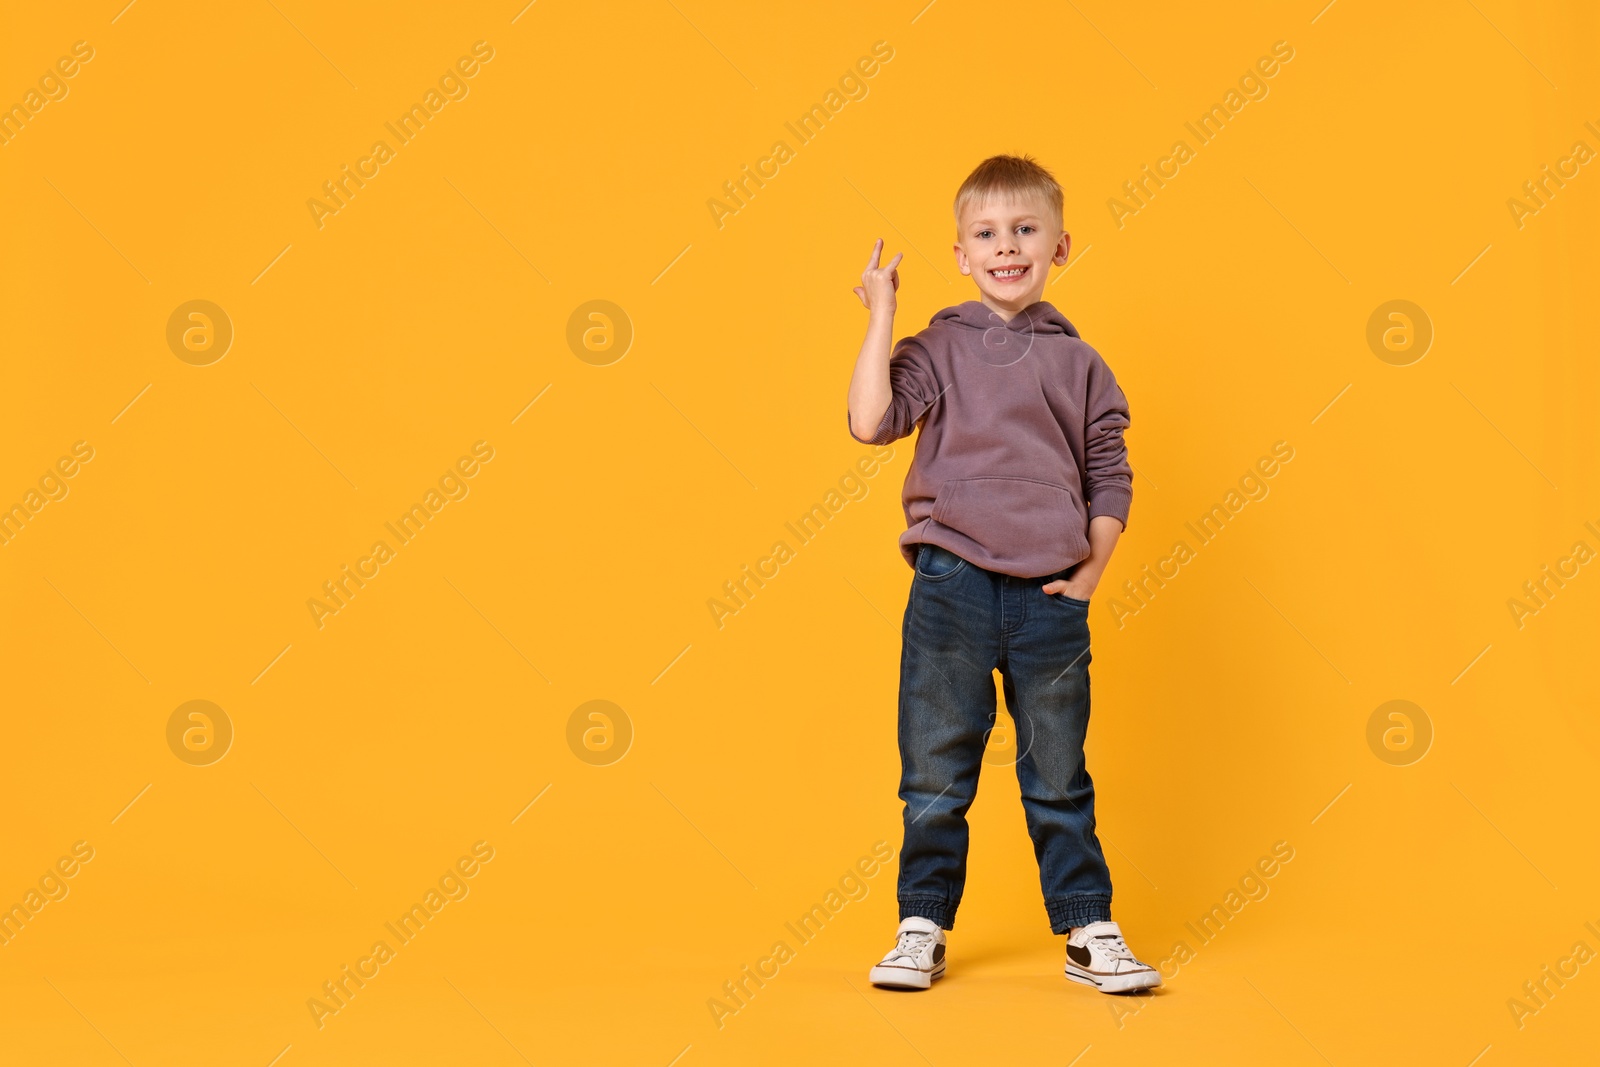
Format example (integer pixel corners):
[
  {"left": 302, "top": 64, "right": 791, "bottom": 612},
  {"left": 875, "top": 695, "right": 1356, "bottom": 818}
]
[
  {"left": 1046, "top": 894, "right": 1111, "bottom": 935},
  {"left": 900, "top": 897, "right": 957, "bottom": 930}
]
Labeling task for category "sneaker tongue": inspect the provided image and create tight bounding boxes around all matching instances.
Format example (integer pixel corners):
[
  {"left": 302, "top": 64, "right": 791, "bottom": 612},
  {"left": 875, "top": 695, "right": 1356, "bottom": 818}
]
[
  {"left": 1075, "top": 920, "right": 1120, "bottom": 940},
  {"left": 898, "top": 916, "right": 939, "bottom": 935}
]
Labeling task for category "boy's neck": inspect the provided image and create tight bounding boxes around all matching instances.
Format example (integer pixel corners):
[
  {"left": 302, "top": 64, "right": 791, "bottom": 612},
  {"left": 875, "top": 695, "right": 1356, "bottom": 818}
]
[{"left": 980, "top": 293, "right": 1043, "bottom": 323}]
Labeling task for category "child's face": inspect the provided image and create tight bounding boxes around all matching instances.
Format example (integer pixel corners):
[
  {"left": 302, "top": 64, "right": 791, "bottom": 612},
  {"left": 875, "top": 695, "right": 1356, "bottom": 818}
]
[{"left": 953, "top": 194, "right": 1070, "bottom": 314}]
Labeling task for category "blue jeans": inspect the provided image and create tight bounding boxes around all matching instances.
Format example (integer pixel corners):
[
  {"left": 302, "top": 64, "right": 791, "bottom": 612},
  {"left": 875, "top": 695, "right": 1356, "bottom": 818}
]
[{"left": 896, "top": 543, "right": 1113, "bottom": 935}]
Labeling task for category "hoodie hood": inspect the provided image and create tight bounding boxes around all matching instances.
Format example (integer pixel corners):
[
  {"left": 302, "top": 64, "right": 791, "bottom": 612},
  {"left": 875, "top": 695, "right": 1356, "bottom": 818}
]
[{"left": 933, "top": 300, "right": 1079, "bottom": 337}]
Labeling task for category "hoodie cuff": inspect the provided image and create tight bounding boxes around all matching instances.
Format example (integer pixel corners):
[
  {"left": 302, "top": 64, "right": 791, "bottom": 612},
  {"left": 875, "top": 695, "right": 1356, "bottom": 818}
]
[
  {"left": 1087, "top": 486, "right": 1131, "bottom": 530},
  {"left": 847, "top": 407, "right": 891, "bottom": 446}
]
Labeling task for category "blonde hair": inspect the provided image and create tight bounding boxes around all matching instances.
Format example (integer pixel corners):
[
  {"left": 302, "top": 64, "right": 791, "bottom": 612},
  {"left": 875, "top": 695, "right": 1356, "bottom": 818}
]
[{"left": 953, "top": 154, "right": 1064, "bottom": 233}]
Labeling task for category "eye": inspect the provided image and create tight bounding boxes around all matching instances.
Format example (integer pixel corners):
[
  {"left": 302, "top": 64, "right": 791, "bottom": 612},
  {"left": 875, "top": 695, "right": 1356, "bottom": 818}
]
[
  {"left": 976, "top": 229, "right": 993, "bottom": 239},
  {"left": 1017, "top": 225, "right": 1035, "bottom": 235}
]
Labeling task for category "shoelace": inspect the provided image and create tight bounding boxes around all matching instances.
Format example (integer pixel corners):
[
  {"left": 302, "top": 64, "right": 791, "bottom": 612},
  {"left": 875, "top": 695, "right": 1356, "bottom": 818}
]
[
  {"left": 1092, "top": 933, "right": 1139, "bottom": 969},
  {"left": 892, "top": 930, "right": 935, "bottom": 959}
]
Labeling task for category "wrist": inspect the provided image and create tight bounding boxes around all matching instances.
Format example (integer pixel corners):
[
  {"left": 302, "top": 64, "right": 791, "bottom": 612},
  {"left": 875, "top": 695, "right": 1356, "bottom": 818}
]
[{"left": 1071, "top": 561, "right": 1105, "bottom": 586}]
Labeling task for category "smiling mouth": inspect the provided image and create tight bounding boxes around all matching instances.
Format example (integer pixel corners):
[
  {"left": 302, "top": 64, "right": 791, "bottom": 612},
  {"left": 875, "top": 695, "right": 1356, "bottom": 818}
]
[{"left": 988, "top": 265, "right": 1029, "bottom": 282}]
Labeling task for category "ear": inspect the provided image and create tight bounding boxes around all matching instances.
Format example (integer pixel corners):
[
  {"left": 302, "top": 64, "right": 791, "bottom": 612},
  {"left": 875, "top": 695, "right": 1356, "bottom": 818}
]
[
  {"left": 953, "top": 242, "right": 971, "bottom": 276},
  {"left": 1052, "top": 231, "right": 1072, "bottom": 267}
]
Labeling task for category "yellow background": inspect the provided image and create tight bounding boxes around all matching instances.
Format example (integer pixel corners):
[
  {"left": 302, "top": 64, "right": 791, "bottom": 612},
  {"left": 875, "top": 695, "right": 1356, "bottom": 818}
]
[{"left": 2, "top": 1, "right": 1597, "bottom": 1063}]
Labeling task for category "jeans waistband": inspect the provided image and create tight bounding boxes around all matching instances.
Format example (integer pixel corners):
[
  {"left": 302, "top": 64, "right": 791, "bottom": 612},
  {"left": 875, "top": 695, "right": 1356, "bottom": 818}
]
[{"left": 915, "top": 541, "right": 1076, "bottom": 585}]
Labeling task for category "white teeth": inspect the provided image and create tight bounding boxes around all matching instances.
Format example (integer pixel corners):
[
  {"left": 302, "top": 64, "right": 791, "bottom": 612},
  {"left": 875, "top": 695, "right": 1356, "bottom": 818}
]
[{"left": 992, "top": 267, "right": 1026, "bottom": 277}]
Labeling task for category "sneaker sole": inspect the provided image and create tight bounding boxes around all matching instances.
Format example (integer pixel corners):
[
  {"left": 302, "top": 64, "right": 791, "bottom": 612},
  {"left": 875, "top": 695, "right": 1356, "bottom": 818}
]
[
  {"left": 1065, "top": 963, "right": 1162, "bottom": 994},
  {"left": 869, "top": 961, "right": 947, "bottom": 990}
]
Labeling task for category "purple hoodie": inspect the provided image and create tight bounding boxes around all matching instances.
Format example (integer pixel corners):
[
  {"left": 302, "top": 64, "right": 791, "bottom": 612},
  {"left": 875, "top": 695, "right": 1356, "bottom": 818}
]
[{"left": 849, "top": 300, "right": 1132, "bottom": 578}]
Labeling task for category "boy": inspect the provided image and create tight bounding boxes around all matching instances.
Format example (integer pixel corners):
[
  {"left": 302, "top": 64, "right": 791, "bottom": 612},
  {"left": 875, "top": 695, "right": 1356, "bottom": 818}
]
[{"left": 846, "top": 155, "right": 1159, "bottom": 994}]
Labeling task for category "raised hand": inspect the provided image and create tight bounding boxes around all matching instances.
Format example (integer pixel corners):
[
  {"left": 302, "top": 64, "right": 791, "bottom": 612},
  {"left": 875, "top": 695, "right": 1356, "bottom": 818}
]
[{"left": 853, "top": 238, "right": 903, "bottom": 312}]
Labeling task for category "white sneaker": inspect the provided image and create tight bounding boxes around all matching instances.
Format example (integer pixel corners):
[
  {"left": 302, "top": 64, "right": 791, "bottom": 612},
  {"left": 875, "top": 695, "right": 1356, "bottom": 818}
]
[
  {"left": 1064, "top": 921, "right": 1162, "bottom": 993},
  {"left": 868, "top": 916, "right": 947, "bottom": 990}
]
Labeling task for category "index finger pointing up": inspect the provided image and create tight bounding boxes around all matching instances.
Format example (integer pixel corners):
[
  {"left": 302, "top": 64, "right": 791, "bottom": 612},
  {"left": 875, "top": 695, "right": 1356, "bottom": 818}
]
[{"left": 864, "top": 237, "right": 884, "bottom": 270}]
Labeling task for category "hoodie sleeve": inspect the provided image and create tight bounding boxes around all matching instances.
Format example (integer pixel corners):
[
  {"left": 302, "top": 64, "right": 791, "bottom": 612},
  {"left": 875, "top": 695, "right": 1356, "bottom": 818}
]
[
  {"left": 1083, "top": 353, "right": 1133, "bottom": 528},
  {"left": 847, "top": 334, "right": 941, "bottom": 446}
]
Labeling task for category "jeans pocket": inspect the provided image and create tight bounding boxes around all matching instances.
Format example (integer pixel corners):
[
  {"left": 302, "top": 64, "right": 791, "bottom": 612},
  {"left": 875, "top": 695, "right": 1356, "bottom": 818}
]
[{"left": 914, "top": 544, "right": 968, "bottom": 582}]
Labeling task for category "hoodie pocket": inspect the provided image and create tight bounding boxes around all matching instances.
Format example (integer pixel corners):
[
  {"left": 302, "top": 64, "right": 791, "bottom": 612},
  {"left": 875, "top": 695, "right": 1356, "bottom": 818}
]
[{"left": 931, "top": 477, "right": 1078, "bottom": 561}]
